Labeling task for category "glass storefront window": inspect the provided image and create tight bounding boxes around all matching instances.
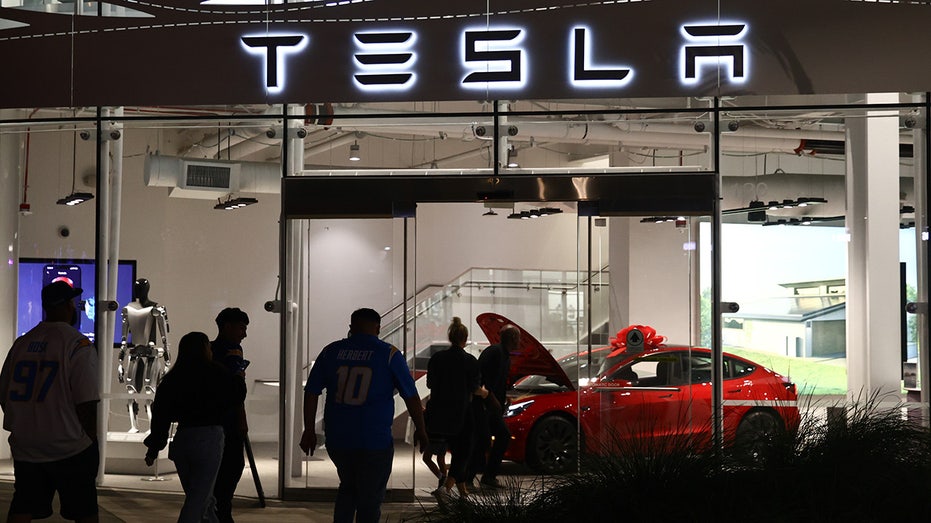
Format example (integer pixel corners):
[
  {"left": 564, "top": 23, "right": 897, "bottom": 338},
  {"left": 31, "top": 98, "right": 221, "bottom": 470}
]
[{"left": 0, "top": 93, "right": 927, "bottom": 504}]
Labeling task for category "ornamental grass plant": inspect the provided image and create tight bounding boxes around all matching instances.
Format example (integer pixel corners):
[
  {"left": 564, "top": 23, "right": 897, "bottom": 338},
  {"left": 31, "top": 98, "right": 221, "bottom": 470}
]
[{"left": 412, "top": 392, "right": 931, "bottom": 522}]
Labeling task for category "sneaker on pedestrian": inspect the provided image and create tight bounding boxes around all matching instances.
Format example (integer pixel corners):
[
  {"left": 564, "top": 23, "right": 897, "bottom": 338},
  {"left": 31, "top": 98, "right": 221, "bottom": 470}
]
[
  {"left": 480, "top": 476, "right": 503, "bottom": 489},
  {"left": 433, "top": 486, "right": 459, "bottom": 504}
]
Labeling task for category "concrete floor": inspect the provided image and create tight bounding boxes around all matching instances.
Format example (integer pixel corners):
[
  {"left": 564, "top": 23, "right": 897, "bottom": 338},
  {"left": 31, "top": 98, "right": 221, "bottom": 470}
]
[
  {"left": 0, "top": 441, "right": 539, "bottom": 522},
  {"left": 0, "top": 480, "right": 428, "bottom": 522}
]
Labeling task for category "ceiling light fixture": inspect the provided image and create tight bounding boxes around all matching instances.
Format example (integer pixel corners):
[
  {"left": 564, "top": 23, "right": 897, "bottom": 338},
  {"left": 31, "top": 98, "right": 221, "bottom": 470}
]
[
  {"left": 507, "top": 147, "right": 519, "bottom": 168},
  {"left": 504, "top": 206, "right": 564, "bottom": 220},
  {"left": 349, "top": 141, "right": 361, "bottom": 161},
  {"left": 57, "top": 192, "right": 94, "bottom": 206},
  {"left": 57, "top": 121, "right": 94, "bottom": 206},
  {"left": 723, "top": 197, "right": 828, "bottom": 218},
  {"left": 762, "top": 215, "right": 843, "bottom": 227},
  {"left": 214, "top": 196, "right": 258, "bottom": 210},
  {"left": 747, "top": 200, "right": 766, "bottom": 222}
]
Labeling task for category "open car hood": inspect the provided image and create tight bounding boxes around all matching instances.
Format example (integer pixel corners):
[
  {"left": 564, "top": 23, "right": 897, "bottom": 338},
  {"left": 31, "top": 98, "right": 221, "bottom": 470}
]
[{"left": 476, "top": 312, "right": 575, "bottom": 391}]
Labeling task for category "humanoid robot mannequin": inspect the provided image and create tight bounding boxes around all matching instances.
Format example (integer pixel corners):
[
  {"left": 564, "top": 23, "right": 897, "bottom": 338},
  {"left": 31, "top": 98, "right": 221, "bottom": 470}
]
[{"left": 119, "top": 278, "right": 171, "bottom": 433}]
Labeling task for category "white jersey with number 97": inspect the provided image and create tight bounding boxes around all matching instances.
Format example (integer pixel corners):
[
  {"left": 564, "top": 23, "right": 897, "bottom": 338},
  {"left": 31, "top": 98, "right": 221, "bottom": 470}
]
[{"left": 0, "top": 321, "right": 99, "bottom": 462}]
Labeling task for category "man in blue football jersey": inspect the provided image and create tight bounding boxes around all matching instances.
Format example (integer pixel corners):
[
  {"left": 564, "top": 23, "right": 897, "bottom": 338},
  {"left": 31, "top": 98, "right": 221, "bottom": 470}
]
[{"left": 300, "top": 308, "right": 428, "bottom": 523}]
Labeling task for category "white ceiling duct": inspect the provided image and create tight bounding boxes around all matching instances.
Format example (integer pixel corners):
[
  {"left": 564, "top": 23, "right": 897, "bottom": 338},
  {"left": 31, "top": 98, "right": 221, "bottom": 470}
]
[
  {"left": 144, "top": 154, "right": 280, "bottom": 199},
  {"left": 193, "top": 103, "right": 917, "bottom": 162}
]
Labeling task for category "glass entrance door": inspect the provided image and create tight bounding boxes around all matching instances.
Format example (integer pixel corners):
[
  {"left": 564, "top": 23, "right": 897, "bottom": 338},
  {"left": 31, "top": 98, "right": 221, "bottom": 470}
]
[
  {"left": 582, "top": 215, "right": 705, "bottom": 469},
  {"left": 282, "top": 203, "right": 714, "bottom": 495},
  {"left": 283, "top": 214, "right": 418, "bottom": 498},
  {"left": 280, "top": 171, "right": 716, "bottom": 498}
]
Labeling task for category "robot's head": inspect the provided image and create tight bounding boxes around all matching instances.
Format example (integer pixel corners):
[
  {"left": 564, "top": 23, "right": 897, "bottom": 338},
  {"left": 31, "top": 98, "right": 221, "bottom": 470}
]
[{"left": 134, "top": 278, "right": 150, "bottom": 302}]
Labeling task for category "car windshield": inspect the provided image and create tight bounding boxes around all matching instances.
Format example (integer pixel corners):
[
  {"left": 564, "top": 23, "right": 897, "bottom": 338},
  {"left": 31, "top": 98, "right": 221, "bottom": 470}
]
[{"left": 513, "top": 350, "right": 609, "bottom": 391}]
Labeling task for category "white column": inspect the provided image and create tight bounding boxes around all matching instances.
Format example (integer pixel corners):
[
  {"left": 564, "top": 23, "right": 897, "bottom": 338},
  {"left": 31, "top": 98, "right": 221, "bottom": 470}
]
[
  {"left": 845, "top": 93, "right": 903, "bottom": 397},
  {"left": 913, "top": 125, "right": 930, "bottom": 407},
  {"left": 606, "top": 152, "right": 699, "bottom": 345},
  {"left": 608, "top": 217, "right": 631, "bottom": 336},
  {"left": 96, "top": 108, "right": 112, "bottom": 481},
  {"left": 284, "top": 105, "right": 306, "bottom": 481},
  {"left": 607, "top": 152, "right": 631, "bottom": 335},
  {"left": 0, "top": 110, "right": 25, "bottom": 460}
]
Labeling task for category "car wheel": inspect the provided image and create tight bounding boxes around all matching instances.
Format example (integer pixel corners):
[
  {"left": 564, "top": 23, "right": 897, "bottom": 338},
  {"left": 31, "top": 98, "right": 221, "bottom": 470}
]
[
  {"left": 527, "top": 416, "right": 578, "bottom": 474},
  {"left": 734, "top": 410, "right": 783, "bottom": 464}
]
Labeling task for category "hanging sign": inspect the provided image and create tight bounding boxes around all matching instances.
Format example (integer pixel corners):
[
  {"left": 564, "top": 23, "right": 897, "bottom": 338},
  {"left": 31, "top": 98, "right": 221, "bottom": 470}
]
[{"left": 0, "top": 0, "right": 929, "bottom": 108}]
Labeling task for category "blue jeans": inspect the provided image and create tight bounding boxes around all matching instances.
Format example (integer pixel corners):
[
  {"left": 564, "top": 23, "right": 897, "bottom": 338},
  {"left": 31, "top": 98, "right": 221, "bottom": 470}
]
[
  {"left": 169, "top": 425, "right": 225, "bottom": 523},
  {"left": 327, "top": 447, "right": 394, "bottom": 523}
]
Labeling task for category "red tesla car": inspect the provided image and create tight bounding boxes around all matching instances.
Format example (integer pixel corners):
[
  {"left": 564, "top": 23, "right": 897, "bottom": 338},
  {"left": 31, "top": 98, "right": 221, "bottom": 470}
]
[{"left": 476, "top": 313, "right": 799, "bottom": 473}]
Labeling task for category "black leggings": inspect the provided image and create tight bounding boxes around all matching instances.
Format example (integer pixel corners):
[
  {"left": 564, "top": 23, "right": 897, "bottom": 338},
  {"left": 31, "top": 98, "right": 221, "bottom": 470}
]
[{"left": 446, "top": 414, "right": 474, "bottom": 483}]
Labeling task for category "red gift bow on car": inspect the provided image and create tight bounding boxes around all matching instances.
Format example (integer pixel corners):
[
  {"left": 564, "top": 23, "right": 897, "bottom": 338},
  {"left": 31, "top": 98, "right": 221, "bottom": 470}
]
[{"left": 608, "top": 325, "right": 667, "bottom": 357}]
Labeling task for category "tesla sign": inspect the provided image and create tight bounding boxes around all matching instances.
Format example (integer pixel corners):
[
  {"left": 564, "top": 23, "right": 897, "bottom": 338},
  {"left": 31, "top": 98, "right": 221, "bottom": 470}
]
[{"left": 241, "top": 22, "right": 749, "bottom": 96}]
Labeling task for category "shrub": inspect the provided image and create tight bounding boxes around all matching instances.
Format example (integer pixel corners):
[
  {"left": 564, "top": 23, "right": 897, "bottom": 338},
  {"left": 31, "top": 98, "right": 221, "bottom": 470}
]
[{"left": 413, "top": 392, "right": 931, "bottom": 523}]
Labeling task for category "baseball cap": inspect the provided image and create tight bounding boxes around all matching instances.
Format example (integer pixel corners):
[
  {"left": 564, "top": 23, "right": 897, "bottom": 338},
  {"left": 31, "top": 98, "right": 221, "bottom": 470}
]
[{"left": 42, "top": 280, "right": 83, "bottom": 309}]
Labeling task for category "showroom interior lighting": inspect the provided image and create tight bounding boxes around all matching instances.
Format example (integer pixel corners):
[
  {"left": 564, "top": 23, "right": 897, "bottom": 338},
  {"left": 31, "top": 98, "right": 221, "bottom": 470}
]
[
  {"left": 640, "top": 216, "right": 684, "bottom": 224},
  {"left": 349, "top": 141, "right": 361, "bottom": 161},
  {"left": 57, "top": 124, "right": 94, "bottom": 206},
  {"left": 214, "top": 196, "right": 258, "bottom": 210},
  {"left": 643, "top": 196, "right": 830, "bottom": 226},
  {"left": 762, "top": 216, "right": 843, "bottom": 226},
  {"left": 506, "top": 207, "right": 563, "bottom": 219},
  {"left": 724, "top": 197, "right": 827, "bottom": 216},
  {"left": 57, "top": 192, "right": 95, "bottom": 206},
  {"left": 759, "top": 205, "right": 912, "bottom": 227},
  {"left": 506, "top": 147, "right": 519, "bottom": 168}
]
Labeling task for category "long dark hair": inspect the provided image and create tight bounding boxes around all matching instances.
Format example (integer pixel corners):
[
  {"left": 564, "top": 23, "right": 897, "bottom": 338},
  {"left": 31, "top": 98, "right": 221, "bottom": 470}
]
[{"left": 171, "top": 331, "right": 212, "bottom": 372}]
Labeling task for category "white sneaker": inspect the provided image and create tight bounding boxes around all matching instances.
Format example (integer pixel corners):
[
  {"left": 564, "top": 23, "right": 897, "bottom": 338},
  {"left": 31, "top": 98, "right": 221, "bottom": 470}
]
[{"left": 433, "top": 486, "right": 456, "bottom": 503}]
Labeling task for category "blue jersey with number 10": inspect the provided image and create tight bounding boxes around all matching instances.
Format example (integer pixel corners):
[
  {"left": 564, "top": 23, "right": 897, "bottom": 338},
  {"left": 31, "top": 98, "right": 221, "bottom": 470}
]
[{"left": 305, "top": 333, "right": 417, "bottom": 450}]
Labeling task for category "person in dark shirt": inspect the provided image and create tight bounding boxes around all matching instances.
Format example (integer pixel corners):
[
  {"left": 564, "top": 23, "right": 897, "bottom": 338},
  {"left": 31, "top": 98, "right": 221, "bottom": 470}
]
[
  {"left": 474, "top": 323, "right": 517, "bottom": 489},
  {"left": 210, "top": 308, "right": 250, "bottom": 523},
  {"left": 144, "top": 331, "right": 245, "bottom": 523},
  {"left": 426, "top": 317, "right": 488, "bottom": 499}
]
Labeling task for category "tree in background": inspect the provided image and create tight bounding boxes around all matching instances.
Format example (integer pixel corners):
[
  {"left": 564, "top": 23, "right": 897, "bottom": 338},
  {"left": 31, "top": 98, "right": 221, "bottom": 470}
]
[{"left": 700, "top": 287, "right": 711, "bottom": 348}]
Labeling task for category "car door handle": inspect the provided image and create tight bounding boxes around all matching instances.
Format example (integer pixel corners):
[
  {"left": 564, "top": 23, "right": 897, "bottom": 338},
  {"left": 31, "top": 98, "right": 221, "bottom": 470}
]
[
  {"left": 658, "top": 394, "right": 673, "bottom": 398},
  {"left": 727, "top": 388, "right": 742, "bottom": 393}
]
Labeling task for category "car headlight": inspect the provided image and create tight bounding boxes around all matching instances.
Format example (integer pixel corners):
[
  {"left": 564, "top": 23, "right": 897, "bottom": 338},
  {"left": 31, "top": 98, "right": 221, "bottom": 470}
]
[{"left": 504, "top": 399, "right": 534, "bottom": 418}]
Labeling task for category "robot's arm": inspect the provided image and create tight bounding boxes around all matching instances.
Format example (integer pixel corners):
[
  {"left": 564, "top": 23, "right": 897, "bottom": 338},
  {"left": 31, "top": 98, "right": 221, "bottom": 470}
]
[
  {"left": 155, "top": 305, "right": 170, "bottom": 366},
  {"left": 118, "top": 308, "right": 129, "bottom": 383}
]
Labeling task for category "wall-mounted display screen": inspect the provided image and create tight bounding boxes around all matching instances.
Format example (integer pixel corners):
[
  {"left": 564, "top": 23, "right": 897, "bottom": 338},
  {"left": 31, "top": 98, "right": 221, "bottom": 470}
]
[{"left": 18, "top": 258, "right": 137, "bottom": 347}]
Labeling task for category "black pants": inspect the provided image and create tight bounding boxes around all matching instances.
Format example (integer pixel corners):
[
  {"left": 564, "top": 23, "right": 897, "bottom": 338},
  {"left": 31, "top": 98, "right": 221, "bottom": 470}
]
[
  {"left": 328, "top": 447, "right": 394, "bottom": 523},
  {"left": 469, "top": 408, "right": 510, "bottom": 482},
  {"left": 447, "top": 412, "right": 474, "bottom": 483},
  {"left": 213, "top": 428, "right": 244, "bottom": 523},
  {"left": 482, "top": 412, "right": 510, "bottom": 481}
]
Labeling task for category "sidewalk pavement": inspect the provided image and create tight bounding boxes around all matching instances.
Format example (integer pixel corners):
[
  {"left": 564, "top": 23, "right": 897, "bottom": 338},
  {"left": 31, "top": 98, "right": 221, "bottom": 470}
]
[{"left": 0, "top": 480, "right": 433, "bottom": 522}]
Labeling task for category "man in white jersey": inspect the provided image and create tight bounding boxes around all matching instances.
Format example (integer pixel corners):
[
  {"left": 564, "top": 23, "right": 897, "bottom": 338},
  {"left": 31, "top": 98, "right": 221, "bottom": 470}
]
[{"left": 0, "top": 280, "right": 100, "bottom": 523}]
